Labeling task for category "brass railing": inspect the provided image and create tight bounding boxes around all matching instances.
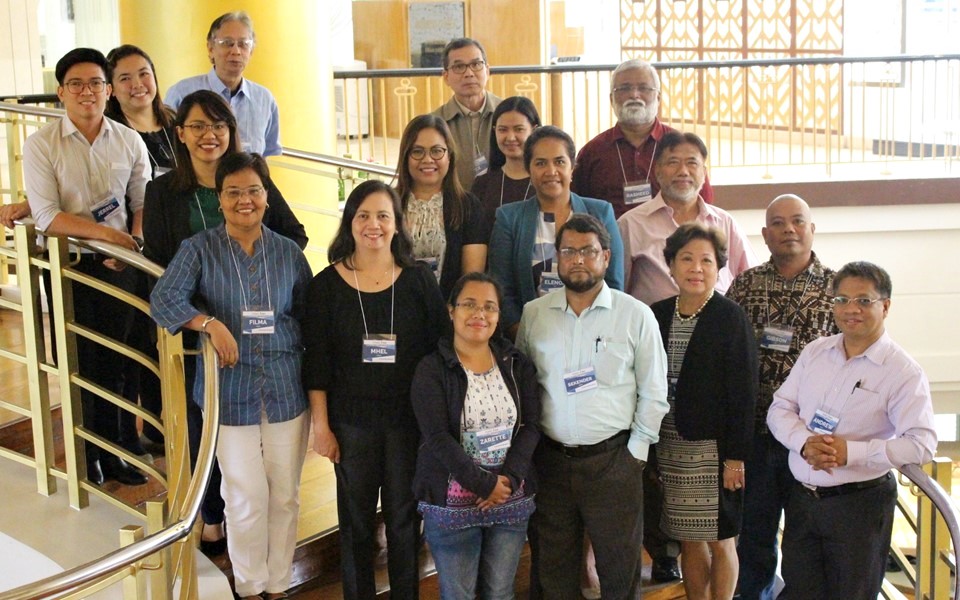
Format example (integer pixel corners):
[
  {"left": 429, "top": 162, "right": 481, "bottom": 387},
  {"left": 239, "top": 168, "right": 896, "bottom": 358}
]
[
  {"left": 333, "top": 54, "right": 960, "bottom": 179},
  {"left": 0, "top": 220, "right": 220, "bottom": 599}
]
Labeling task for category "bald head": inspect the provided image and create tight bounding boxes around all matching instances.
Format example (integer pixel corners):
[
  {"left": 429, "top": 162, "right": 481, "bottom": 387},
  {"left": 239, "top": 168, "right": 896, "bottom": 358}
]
[{"left": 762, "top": 194, "right": 815, "bottom": 267}]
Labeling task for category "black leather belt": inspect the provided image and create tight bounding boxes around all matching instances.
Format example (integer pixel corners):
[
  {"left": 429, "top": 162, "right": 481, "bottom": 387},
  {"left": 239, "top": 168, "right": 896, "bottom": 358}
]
[
  {"left": 542, "top": 430, "right": 629, "bottom": 458},
  {"left": 799, "top": 472, "right": 892, "bottom": 500}
]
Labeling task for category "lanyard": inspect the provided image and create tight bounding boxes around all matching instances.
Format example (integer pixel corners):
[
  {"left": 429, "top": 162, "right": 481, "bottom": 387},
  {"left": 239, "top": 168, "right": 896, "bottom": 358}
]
[
  {"left": 144, "top": 128, "right": 178, "bottom": 170},
  {"left": 352, "top": 264, "right": 395, "bottom": 337},
  {"left": 227, "top": 228, "right": 272, "bottom": 310},
  {"left": 193, "top": 191, "right": 210, "bottom": 230},
  {"left": 616, "top": 139, "right": 657, "bottom": 185},
  {"left": 499, "top": 171, "right": 532, "bottom": 207},
  {"left": 764, "top": 269, "right": 814, "bottom": 328}
]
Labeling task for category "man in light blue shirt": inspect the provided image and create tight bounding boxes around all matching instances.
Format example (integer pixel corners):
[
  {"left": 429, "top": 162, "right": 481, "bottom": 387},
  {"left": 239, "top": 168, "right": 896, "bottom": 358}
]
[
  {"left": 165, "top": 11, "right": 281, "bottom": 157},
  {"left": 516, "top": 213, "right": 668, "bottom": 600}
]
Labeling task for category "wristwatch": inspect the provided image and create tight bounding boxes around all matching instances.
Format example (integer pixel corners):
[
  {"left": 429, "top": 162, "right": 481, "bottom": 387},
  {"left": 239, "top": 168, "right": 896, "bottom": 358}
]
[{"left": 201, "top": 316, "right": 216, "bottom": 331}]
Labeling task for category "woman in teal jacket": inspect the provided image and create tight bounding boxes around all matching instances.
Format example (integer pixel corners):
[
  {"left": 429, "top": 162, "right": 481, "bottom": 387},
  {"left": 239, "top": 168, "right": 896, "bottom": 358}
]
[{"left": 488, "top": 125, "right": 624, "bottom": 337}]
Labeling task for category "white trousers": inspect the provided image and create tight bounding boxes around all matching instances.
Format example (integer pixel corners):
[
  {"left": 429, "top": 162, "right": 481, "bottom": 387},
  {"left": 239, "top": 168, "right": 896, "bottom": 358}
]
[{"left": 217, "top": 411, "right": 309, "bottom": 597}]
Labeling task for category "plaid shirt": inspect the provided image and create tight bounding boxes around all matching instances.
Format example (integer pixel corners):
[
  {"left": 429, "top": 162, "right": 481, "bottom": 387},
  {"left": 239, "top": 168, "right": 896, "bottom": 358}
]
[{"left": 726, "top": 253, "right": 838, "bottom": 435}]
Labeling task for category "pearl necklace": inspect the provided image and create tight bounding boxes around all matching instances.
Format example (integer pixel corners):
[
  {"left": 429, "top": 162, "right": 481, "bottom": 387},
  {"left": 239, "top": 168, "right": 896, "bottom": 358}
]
[{"left": 675, "top": 290, "right": 714, "bottom": 323}]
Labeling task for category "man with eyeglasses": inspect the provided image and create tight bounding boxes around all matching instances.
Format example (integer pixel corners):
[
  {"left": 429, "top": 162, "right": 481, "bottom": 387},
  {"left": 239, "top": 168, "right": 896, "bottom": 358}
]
[
  {"left": 767, "top": 261, "right": 936, "bottom": 600},
  {"left": 432, "top": 38, "right": 501, "bottom": 189},
  {"left": 725, "top": 194, "right": 837, "bottom": 600},
  {"left": 516, "top": 213, "right": 668, "bottom": 600},
  {"left": 166, "top": 11, "right": 281, "bottom": 157},
  {"left": 23, "top": 48, "right": 152, "bottom": 487},
  {"left": 572, "top": 59, "right": 714, "bottom": 220}
]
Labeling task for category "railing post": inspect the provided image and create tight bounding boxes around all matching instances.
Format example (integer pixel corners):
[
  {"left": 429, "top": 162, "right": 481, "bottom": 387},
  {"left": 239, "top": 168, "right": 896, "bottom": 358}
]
[
  {"left": 918, "top": 457, "right": 952, "bottom": 600},
  {"left": 145, "top": 498, "right": 174, "bottom": 600},
  {"left": 119, "top": 525, "right": 146, "bottom": 600},
  {"left": 46, "top": 235, "right": 88, "bottom": 508},
  {"left": 13, "top": 222, "right": 55, "bottom": 495}
]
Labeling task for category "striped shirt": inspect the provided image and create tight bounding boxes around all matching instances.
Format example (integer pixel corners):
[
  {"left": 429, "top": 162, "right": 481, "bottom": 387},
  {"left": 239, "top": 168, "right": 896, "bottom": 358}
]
[{"left": 151, "top": 224, "right": 312, "bottom": 425}]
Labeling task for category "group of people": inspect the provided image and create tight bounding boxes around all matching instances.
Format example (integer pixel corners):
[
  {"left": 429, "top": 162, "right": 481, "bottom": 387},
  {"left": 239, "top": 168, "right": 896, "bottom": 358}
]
[{"left": 1, "top": 14, "right": 938, "bottom": 600}]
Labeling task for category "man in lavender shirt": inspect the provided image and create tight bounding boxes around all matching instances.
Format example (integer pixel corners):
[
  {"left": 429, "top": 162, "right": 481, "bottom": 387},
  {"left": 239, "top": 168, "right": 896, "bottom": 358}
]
[{"left": 767, "top": 261, "right": 936, "bottom": 600}]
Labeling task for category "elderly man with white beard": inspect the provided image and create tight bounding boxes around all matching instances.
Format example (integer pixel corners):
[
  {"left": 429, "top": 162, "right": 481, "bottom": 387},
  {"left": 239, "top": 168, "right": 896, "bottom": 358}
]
[{"left": 572, "top": 59, "right": 715, "bottom": 220}]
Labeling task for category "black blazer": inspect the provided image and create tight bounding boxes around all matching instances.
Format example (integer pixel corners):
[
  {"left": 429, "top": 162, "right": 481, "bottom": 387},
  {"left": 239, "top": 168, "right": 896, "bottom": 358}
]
[
  {"left": 651, "top": 293, "right": 758, "bottom": 460},
  {"left": 142, "top": 171, "right": 308, "bottom": 267}
]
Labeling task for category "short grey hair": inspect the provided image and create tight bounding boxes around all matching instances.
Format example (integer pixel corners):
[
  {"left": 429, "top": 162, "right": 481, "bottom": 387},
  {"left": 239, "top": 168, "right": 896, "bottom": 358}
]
[
  {"left": 207, "top": 11, "right": 255, "bottom": 42},
  {"left": 610, "top": 59, "right": 660, "bottom": 90}
]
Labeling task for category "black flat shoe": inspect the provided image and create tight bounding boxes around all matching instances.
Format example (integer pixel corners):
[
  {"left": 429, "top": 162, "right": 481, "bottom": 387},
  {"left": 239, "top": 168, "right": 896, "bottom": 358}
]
[
  {"left": 651, "top": 556, "right": 682, "bottom": 583},
  {"left": 86, "top": 459, "right": 105, "bottom": 486},
  {"left": 200, "top": 536, "right": 228, "bottom": 556},
  {"left": 101, "top": 455, "right": 148, "bottom": 486}
]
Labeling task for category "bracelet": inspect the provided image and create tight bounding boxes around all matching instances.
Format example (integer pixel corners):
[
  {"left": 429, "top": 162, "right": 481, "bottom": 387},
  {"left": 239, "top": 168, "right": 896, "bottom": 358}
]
[
  {"left": 201, "top": 315, "right": 216, "bottom": 331},
  {"left": 724, "top": 463, "right": 745, "bottom": 472}
]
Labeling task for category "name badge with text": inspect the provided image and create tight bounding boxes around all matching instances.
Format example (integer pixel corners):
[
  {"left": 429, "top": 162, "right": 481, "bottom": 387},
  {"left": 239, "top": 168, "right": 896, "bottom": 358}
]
[
  {"left": 564, "top": 366, "right": 598, "bottom": 395},
  {"left": 475, "top": 425, "right": 513, "bottom": 453},
  {"left": 538, "top": 271, "right": 564, "bottom": 296},
  {"left": 242, "top": 310, "right": 275, "bottom": 335},
  {"left": 91, "top": 196, "right": 121, "bottom": 224},
  {"left": 474, "top": 154, "right": 489, "bottom": 177},
  {"left": 623, "top": 181, "right": 653, "bottom": 205},
  {"left": 363, "top": 334, "right": 397, "bottom": 363},
  {"left": 761, "top": 324, "right": 794, "bottom": 352},
  {"left": 809, "top": 409, "right": 839, "bottom": 435}
]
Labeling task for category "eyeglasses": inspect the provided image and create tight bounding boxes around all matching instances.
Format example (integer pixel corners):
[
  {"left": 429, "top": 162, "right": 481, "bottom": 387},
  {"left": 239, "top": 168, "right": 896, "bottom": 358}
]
[
  {"left": 612, "top": 84, "right": 659, "bottom": 96},
  {"left": 409, "top": 146, "right": 448, "bottom": 161},
  {"left": 455, "top": 301, "right": 500, "bottom": 315},
  {"left": 64, "top": 79, "right": 107, "bottom": 94},
  {"left": 213, "top": 38, "right": 255, "bottom": 50},
  {"left": 221, "top": 186, "right": 265, "bottom": 201},
  {"left": 447, "top": 60, "right": 486, "bottom": 75},
  {"left": 831, "top": 296, "right": 887, "bottom": 307},
  {"left": 558, "top": 247, "right": 603, "bottom": 261},
  {"left": 182, "top": 122, "right": 230, "bottom": 135}
]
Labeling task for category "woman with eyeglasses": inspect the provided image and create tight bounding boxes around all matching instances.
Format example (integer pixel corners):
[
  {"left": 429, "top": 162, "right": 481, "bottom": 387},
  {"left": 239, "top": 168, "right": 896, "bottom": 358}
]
[
  {"left": 152, "top": 153, "right": 312, "bottom": 600},
  {"left": 470, "top": 96, "right": 542, "bottom": 229},
  {"left": 649, "top": 223, "right": 757, "bottom": 600},
  {"left": 411, "top": 272, "right": 540, "bottom": 600},
  {"left": 143, "top": 89, "right": 306, "bottom": 558},
  {"left": 488, "top": 125, "right": 624, "bottom": 339},
  {"left": 302, "top": 180, "right": 449, "bottom": 599},
  {"left": 395, "top": 114, "right": 489, "bottom": 301}
]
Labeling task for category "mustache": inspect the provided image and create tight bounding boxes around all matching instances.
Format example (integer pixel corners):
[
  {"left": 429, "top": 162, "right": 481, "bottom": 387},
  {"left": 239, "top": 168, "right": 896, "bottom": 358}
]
[{"left": 623, "top": 100, "right": 647, "bottom": 108}]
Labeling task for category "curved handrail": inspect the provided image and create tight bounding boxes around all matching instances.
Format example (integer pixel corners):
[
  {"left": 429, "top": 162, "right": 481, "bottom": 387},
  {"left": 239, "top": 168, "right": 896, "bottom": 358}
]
[
  {"left": 0, "top": 235, "right": 221, "bottom": 600},
  {"left": 897, "top": 463, "right": 960, "bottom": 600}
]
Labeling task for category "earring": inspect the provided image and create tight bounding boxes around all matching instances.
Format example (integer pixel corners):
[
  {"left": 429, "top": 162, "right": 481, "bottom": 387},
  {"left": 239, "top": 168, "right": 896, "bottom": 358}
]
[
  {"left": 217, "top": 206, "right": 223, "bottom": 212},
  {"left": 265, "top": 203, "right": 270, "bottom": 209}
]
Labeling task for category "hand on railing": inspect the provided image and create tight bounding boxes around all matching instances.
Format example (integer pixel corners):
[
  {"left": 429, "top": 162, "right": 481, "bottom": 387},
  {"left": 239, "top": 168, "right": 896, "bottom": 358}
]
[{"left": 0, "top": 201, "right": 31, "bottom": 230}]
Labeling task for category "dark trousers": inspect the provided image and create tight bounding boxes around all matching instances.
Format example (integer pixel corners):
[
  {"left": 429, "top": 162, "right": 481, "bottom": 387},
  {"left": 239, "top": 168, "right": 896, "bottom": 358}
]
[
  {"left": 71, "top": 257, "right": 136, "bottom": 462},
  {"left": 780, "top": 474, "right": 896, "bottom": 600},
  {"left": 119, "top": 270, "right": 163, "bottom": 446},
  {"left": 643, "top": 449, "right": 680, "bottom": 560},
  {"left": 531, "top": 440, "right": 645, "bottom": 600},
  {"left": 333, "top": 421, "right": 420, "bottom": 600},
  {"left": 186, "top": 396, "right": 225, "bottom": 526},
  {"left": 736, "top": 434, "right": 793, "bottom": 600}
]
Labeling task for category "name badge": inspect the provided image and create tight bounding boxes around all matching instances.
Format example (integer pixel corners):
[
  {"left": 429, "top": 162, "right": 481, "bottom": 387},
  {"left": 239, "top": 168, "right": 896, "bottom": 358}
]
[
  {"left": 242, "top": 309, "right": 275, "bottom": 334},
  {"left": 362, "top": 334, "right": 397, "bottom": 363},
  {"left": 564, "top": 366, "right": 598, "bottom": 395},
  {"left": 668, "top": 376, "right": 677, "bottom": 398},
  {"left": 761, "top": 324, "right": 794, "bottom": 352},
  {"left": 538, "top": 271, "right": 563, "bottom": 296},
  {"left": 474, "top": 154, "right": 489, "bottom": 177},
  {"left": 623, "top": 181, "right": 652, "bottom": 205},
  {"left": 475, "top": 424, "right": 513, "bottom": 453},
  {"left": 809, "top": 409, "right": 839, "bottom": 435},
  {"left": 91, "top": 196, "right": 121, "bottom": 223},
  {"left": 154, "top": 166, "right": 172, "bottom": 177}
]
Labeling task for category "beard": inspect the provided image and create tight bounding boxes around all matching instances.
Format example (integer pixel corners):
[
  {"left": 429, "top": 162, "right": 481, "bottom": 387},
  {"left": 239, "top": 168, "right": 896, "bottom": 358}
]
[
  {"left": 616, "top": 99, "right": 658, "bottom": 126},
  {"left": 560, "top": 269, "right": 603, "bottom": 293}
]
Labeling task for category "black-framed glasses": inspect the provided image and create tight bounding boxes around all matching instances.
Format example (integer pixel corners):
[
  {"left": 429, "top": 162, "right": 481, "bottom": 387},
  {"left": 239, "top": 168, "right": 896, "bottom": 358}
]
[
  {"left": 612, "top": 84, "right": 659, "bottom": 96},
  {"left": 182, "top": 122, "right": 230, "bottom": 135},
  {"left": 455, "top": 301, "right": 500, "bottom": 315},
  {"left": 558, "top": 247, "right": 603, "bottom": 261},
  {"left": 409, "top": 146, "right": 448, "bottom": 161},
  {"left": 213, "top": 38, "right": 255, "bottom": 50},
  {"left": 64, "top": 79, "right": 107, "bottom": 94},
  {"left": 447, "top": 60, "right": 486, "bottom": 75},
  {"left": 221, "top": 186, "right": 266, "bottom": 201},
  {"left": 831, "top": 296, "right": 887, "bottom": 307}
]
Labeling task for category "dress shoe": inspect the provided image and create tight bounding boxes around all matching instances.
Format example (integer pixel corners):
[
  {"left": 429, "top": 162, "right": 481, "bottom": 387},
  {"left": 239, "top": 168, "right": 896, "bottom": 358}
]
[
  {"left": 100, "top": 455, "right": 148, "bottom": 486},
  {"left": 86, "top": 459, "right": 105, "bottom": 486},
  {"left": 651, "top": 556, "right": 682, "bottom": 583},
  {"left": 200, "top": 536, "right": 228, "bottom": 557}
]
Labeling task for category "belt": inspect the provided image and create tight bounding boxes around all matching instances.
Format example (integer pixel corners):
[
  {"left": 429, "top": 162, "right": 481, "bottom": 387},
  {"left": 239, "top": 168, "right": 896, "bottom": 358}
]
[
  {"left": 542, "top": 430, "right": 629, "bottom": 458},
  {"left": 799, "top": 472, "right": 892, "bottom": 500}
]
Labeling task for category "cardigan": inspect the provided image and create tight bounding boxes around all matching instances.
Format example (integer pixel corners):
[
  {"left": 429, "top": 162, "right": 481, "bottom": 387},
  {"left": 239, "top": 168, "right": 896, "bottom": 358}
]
[
  {"left": 411, "top": 335, "right": 541, "bottom": 504},
  {"left": 142, "top": 170, "right": 308, "bottom": 268},
  {"left": 650, "top": 293, "right": 758, "bottom": 460},
  {"left": 488, "top": 192, "right": 625, "bottom": 328}
]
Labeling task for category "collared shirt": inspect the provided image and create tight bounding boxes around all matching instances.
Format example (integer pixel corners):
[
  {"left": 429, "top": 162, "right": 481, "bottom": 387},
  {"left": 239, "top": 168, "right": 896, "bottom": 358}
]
[
  {"left": 433, "top": 91, "right": 501, "bottom": 189},
  {"left": 150, "top": 225, "right": 312, "bottom": 426},
  {"left": 617, "top": 192, "right": 759, "bottom": 306},
  {"left": 767, "top": 332, "right": 937, "bottom": 487},
  {"left": 727, "top": 254, "right": 838, "bottom": 435},
  {"left": 24, "top": 117, "right": 151, "bottom": 234},
  {"left": 572, "top": 120, "right": 715, "bottom": 218},
  {"left": 165, "top": 68, "right": 282, "bottom": 157},
  {"left": 515, "top": 282, "right": 668, "bottom": 461}
]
